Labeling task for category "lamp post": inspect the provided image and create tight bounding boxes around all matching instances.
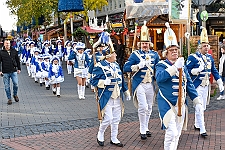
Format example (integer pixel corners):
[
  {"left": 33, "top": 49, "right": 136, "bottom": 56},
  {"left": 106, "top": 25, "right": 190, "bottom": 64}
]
[
  {"left": 61, "top": 12, "right": 68, "bottom": 43},
  {"left": 70, "top": 12, "right": 74, "bottom": 41}
]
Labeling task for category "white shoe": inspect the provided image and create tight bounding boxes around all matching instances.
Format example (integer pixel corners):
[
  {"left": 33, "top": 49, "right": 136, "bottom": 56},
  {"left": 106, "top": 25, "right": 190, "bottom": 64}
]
[{"left": 217, "top": 95, "right": 225, "bottom": 100}]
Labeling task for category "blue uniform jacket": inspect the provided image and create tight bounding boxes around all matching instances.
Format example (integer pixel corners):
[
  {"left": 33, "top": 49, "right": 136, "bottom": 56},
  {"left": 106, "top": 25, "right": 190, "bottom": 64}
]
[
  {"left": 54, "top": 45, "right": 64, "bottom": 57},
  {"left": 186, "top": 52, "right": 220, "bottom": 88},
  {"left": 156, "top": 59, "right": 199, "bottom": 130},
  {"left": 41, "top": 47, "right": 52, "bottom": 55},
  {"left": 88, "top": 52, "right": 104, "bottom": 74},
  {"left": 90, "top": 60, "right": 129, "bottom": 112},
  {"left": 68, "top": 52, "right": 90, "bottom": 69},
  {"left": 41, "top": 62, "right": 49, "bottom": 72},
  {"left": 48, "top": 64, "right": 64, "bottom": 79},
  {"left": 123, "top": 49, "right": 160, "bottom": 94}
]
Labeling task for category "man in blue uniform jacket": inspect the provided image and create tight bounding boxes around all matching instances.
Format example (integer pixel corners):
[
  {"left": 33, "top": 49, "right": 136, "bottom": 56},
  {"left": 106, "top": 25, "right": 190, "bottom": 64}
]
[
  {"left": 123, "top": 20, "right": 160, "bottom": 140},
  {"left": 90, "top": 44, "right": 130, "bottom": 147},
  {"left": 155, "top": 22, "right": 203, "bottom": 150},
  {"left": 186, "top": 27, "right": 224, "bottom": 137}
]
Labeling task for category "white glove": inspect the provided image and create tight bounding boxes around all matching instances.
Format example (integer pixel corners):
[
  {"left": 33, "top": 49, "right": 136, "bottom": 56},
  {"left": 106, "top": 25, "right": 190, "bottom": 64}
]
[
  {"left": 174, "top": 57, "right": 184, "bottom": 69},
  {"left": 145, "top": 60, "right": 152, "bottom": 68},
  {"left": 217, "top": 79, "right": 224, "bottom": 92},
  {"left": 104, "top": 78, "right": 111, "bottom": 85},
  {"left": 195, "top": 103, "right": 203, "bottom": 113},
  {"left": 137, "top": 61, "right": 145, "bottom": 69},
  {"left": 126, "top": 96, "right": 131, "bottom": 101},
  {"left": 198, "top": 64, "right": 204, "bottom": 72}
]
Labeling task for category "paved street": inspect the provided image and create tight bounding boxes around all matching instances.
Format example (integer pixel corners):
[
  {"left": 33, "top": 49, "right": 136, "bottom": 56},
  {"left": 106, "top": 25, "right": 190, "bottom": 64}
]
[{"left": 0, "top": 63, "right": 225, "bottom": 149}]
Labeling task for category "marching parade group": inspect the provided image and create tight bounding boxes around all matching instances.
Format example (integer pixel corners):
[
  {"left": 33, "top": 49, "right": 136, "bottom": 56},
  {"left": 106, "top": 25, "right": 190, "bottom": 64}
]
[
  {"left": 1, "top": 21, "right": 225, "bottom": 150},
  {"left": 18, "top": 38, "right": 92, "bottom": 99}
]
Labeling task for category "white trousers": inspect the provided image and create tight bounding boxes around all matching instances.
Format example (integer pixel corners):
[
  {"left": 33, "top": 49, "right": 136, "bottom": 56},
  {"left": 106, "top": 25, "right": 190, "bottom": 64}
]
[
  {"left": 97, "top": 97, "right": 121, "bottom": 143},
  {"left": 136, "top": 83, "right": 154, "bottom": 134},
  {"left": 164, "top": 106, "right": 185, "bottom": 150},
  {"left": 195, "top": 86, "right": 207, "bottom": 134}
]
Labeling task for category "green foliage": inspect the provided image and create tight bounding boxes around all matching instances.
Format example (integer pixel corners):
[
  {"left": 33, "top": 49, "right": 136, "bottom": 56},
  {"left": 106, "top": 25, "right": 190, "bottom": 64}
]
[
  {"left": 73, "top": 27, "right": 88, "bottom": 37},
  {"left": 182, "top": 42, "right": 197, "bottom": 61},
  {"left": 6, "top": 0, "right": 107, "bottom": 27},
  {"left": 6, "top": 0, "right": 58, "bottom": 26},
  {"left": 75, "top": 0, "right": 108, "bottom": 21},
  {"left": 210, "top": 88, "right": 217, "bottom": 97}
]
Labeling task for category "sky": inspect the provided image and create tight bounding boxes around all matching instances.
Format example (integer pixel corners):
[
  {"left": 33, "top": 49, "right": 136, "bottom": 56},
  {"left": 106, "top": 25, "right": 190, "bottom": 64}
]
[{"left": 0, "top": 0, "right": 17, "bottom": 32}]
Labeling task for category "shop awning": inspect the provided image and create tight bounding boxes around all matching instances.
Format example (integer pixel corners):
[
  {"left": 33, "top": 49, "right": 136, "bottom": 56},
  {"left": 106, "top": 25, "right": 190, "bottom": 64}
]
[
  {"left": 81, "top": 26, "right": 103, "bottom": 34},
  {"left": 47, "top": 28, "right": 63, "bottom": 36},
  {"left": 126, "top": 1, "right": 169, "bottom": 19}
]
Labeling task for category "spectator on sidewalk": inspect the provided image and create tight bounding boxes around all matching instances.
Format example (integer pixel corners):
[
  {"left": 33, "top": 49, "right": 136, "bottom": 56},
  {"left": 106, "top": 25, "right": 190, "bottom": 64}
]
[
  {"left": 115, "top": 39, "right": 125, "bottom": 70},
  {"left": 218, "top": 45, "right": 225, "bottom": 100},
  {"left": 0, "top": 39, "right": 21, "bottom": 105}
]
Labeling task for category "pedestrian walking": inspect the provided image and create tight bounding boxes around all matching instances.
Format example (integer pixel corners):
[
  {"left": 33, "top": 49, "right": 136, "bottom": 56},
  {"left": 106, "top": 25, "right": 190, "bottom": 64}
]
[
  {"left": 155, "top": 22, "right": 203, "bottom": 150},
  {"left": 90, "top": 44, "right": 131, "bottom": 147},
  {"left": 115, "top": 39, "right": 125, "bottom": 70},
  {"left": 186, "top": 27, "right": 224, "bottom": 137},
  {"left": 0, "top": 39, "right": 21, "bottom": 105},
  {"left": 218, "top": 45, "right": 225, "bottom": 100},
  {"left": 123, "top": 20, "right": 160, "bottom": 140}
]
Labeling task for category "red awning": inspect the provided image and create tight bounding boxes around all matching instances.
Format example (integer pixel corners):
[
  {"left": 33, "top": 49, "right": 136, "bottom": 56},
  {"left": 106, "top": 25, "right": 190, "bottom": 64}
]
[
  {"left": 81, "top": 26, "right": 103, "bottom": 34},
  {"left": 39, "top": 30, "right": 45, "bottom": 34}
]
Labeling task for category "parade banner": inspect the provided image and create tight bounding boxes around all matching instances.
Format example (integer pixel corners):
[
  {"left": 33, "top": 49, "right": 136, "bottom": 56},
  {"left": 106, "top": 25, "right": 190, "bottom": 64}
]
[
  {"left": 125, "top": 0, "right": 169, "bottom": 19},
  {"left": 169, "top": 0, "right": 191, "bottom": 23},
  {"left": 58, "top": 0, "right": 84, "bottom": 12}
]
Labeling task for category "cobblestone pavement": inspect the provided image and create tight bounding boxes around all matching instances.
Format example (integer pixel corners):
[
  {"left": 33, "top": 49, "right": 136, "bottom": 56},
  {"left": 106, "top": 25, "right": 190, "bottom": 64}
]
[{"left": 0, "top": 63, "right": 225, "bottom": 149}]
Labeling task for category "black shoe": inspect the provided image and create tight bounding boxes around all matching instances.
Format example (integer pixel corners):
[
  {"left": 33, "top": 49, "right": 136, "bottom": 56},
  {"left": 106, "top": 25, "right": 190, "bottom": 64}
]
[
  {"left": 97, "top": 139, "right": 104, "bottom": 146},
  {"left": 146, "top": 131, "right": 151, "bottom": 137},
  {"left": 53, "top": 91, "right": 56, "bottom": 95},
  {"left": 201, "top": 133, "right": 208, "bottom": 138},
  {"left": 110, "top": 141, "right": 124, "bottom": 147},
  {"left": 7, "top": 99, "right": 12, "bottom": 105},
  {"left": 57, "top": 95, "right": 60, "bottom": 98},
  {"left": 35, "top": 81, "right": 38, "bottom": 83},
  {"left": 46, "top": 86, "right": 50, "bottom": 90},
  {"left": 40, "top": 83, "right": 42, "bottom": 86},
  {"left": 140, "top": 134, "right": 147, "bottom": 140},
  {"left": 13, "top": 95, "right": 19, "bottom": 102},
  {"left": 194, "top": 126, "right": 200, "bottom": 131}
]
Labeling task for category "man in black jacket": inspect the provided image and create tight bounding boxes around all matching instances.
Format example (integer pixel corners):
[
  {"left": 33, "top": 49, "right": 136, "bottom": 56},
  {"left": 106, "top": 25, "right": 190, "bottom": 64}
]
[{"left": 0, "top": 39, "right": 21, "bottom": 105}]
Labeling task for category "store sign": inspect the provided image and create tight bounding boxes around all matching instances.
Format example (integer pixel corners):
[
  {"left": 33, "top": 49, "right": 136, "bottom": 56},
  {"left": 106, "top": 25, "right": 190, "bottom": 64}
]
[
  {"left": 200, "top": 11, "right": 208, "bottom": 22},
  {"left": 169, "top": 0, "right": 190, "bottom": 23},
  {"left": 125, "top": 0, "right": 168, "bottom": 19}
]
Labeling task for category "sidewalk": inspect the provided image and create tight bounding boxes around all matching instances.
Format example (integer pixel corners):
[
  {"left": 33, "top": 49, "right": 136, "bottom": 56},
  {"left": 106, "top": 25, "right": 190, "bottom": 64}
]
[
  {"left": 1, "top": 108, "right": 225, "bottom": 150},
  {"left": 1, "top": 64, "right": 225, "bottom": 149}
]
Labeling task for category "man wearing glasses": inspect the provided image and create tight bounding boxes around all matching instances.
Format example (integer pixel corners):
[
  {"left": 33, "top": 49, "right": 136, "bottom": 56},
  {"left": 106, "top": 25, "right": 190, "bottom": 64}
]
[
  {"left": 156, "top": 22, "right": 202, "bottom": 150},
  {"left": 0, "top": 39, "right": 21, "bottom": 105},
  {"left": 186, "top": 27, "right": 224, "bottom": 137}
]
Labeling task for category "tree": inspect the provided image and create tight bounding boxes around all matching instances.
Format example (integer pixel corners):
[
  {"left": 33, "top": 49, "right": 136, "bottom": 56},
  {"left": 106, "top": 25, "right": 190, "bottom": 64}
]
[
  {"left": 6, "top": 0, "right": 58, "bottom": 26},
  {"left": 6, "top": 0, "right": 108, "bottom": 27}
]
